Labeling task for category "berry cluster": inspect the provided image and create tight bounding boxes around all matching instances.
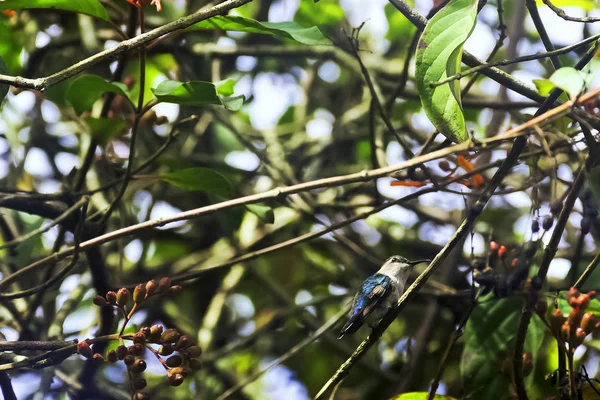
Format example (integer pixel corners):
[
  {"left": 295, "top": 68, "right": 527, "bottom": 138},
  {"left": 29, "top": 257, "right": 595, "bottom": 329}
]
[
  {"left": 531, "top": 200, "right": 563, "bottom": 235},
  {"left": 548, "top": 288, "right": 599, "bottom": 349},
  {"left": 78, "top": 278, "right": 197, "bottom": 399},
  {"left": 93, "top": 277, "right": 182, "bottom": 310},
  {"left": 473, "top": 240, "right": 538, "bottom": 297}
]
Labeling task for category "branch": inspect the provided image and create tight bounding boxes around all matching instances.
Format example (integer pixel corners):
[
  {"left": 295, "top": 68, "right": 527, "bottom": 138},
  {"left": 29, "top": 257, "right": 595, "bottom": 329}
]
[
  {"left": 2, "top": 86, "right": 599, "bottom": 295},
  {"left": 542, "top": 0, "right": 600, "bottom": 23},
  {"left": 0, "top": 0, "right": 253, "bottom": 91},
  {"left": 0, "top": 372, "right": 16, "bottom": 400},
  {"left": 513, "top": 161, "right": 590, "bottom": 399},
  {"left": 574, "top": 251, "right": 600, "bottom": 289}
]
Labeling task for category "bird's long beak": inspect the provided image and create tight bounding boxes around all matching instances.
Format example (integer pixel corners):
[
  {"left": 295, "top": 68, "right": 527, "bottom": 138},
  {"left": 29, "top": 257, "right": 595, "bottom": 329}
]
[{"left": 409, "top": 259, "right": 431, "bottom": 265}]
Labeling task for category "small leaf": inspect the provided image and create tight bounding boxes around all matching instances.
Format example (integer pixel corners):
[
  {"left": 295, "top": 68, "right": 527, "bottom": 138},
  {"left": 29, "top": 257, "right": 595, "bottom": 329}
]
[
  {"left": 0, "top": 56, "right": 8, "bottom": 104},
  {"left": 246, "top": 204, "right": 274, "bottom": 224},
  {"left": 549, "top": 67, "right": 588, "bottom": 99},
  {"left": 190, "top": 16, "right": 330, "bottom": 46},
  {"left": 533, "top": 79, "right": 556, "bottom": 97},
  {"left": 221, "top": 95, "right": 245, "bottom": 111},
  {"left": 67, "top": 75, "right": 131, "bottom": 114},
  {"left": 84, "top": 117, "right": 127, "bottom": 146},
  {"left": 0, "top": 0, "right": 109, "bottom": 21},
  {"left": 536, "top": 0, "right": 597, "bottom": 12},
  {"left": 415, "top": 0, "right": 479, "bottom": 143},
  {"left": 152, "top": 80, "right": 221, "bottom": 106},
  {"left": 160, "top": 168, "right": 231, "bottom": 198},
  {"left": 294, "top": 0, "right": 345, "bottom": 27},
  {"left": 216, "top": 79, "right": 235, "bottom": 96},
  {"left": 152, "top": 80, "right": 245, "bottom": 110}
]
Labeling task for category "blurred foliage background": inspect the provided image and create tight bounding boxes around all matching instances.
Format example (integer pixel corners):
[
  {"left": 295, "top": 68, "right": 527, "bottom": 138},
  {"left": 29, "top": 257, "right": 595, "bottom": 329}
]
[{"left": 1, "top": 0, "right": 600, "bottom": 399}]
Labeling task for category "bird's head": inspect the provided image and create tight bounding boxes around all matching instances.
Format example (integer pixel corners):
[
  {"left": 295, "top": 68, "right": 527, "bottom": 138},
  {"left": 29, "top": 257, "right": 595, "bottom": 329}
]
[{"left": 379, "top": 255, "right": 431, "bottom": 279}]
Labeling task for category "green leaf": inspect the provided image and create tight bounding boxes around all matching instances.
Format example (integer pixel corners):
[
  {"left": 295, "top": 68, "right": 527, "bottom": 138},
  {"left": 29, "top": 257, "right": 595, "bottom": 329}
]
[
  {"left": 461, "top": 297, "right": 546, "bottom": 399},
  {"left": 415, "top": 0, "right": 479, "bottom": 143},
  {"left": 246, "top": 204, "right": 274, "bottom": 224},
  {"left": 0, "top": 56, "right": 8, "bottom": 104},
  {"left": 67, "top": 75, "right": 131, "bottom": 114},
  {"left": 533, "top": 79, "right": 556, "bottom": 97},
  {"left": 549, "top": 67, "right": 589, "bottom": 99},
  {"left": 216, "top": 79, "right": 235, "bottom": 96},
  {"left": 221, "top": 95, "right": 245, "bottom": 111},
  {"left": 294, "top": 0, "right": 345, "bottom": 27},
  {"left": 84, "top": 117, "right": 127, "bottom": 146},
  {"left": 160, "top": 168, "right": 232, "bottom": 198},
  {"left": 389, "top": 394, "right": 456, "bottom": 400},
  {"left": 536, "top": 0, "right": 597, "bottom": 12},
  {"left": 152, "top": 80, "right": 221, "bottom": 106},
  {"left": 190, "top": 16, "right": 330, "bottom": 46},
  {"left": 0, "top": 0, "right": 109, "bottom": 21},
  {"left": 152, "top": 80, "right": 245, "bottom": 110}
]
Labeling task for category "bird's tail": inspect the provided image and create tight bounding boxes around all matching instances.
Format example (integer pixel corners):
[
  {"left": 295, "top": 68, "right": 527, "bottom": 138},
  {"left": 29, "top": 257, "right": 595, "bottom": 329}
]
[{"left": 337, "top": 315, "right": 363, "bottom": 339}]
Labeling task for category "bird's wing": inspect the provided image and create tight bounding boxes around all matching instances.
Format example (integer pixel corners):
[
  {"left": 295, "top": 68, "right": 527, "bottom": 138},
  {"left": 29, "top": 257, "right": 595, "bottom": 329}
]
[{"left": 338, "top": 274, "right": 392, "bottom": 338}]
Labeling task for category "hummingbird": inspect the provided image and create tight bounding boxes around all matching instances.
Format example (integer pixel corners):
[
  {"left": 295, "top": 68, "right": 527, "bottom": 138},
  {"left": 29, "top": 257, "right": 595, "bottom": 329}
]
[{"left": 338, "top": 256, "right": 431, "bottom": 339}]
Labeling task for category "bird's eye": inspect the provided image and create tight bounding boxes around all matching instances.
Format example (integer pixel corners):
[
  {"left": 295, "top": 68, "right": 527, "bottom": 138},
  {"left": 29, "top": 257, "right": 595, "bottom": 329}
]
[{"left": 391, "top": 257, "right": 399, "bottom": 263}]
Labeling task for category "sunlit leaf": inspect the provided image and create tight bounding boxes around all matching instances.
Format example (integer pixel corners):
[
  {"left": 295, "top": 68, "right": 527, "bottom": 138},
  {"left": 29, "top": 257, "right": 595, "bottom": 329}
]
[
  {"left": 84, "top": 117, "right": 127, "bottom": 146},
  {"left": 294, "top": 0, "right": 345, "bottom": 27},
  {"left": 152, "top": 80, "right": 219, "bottom": 106},
  {"left": 533, "top": 79, "right": 556, "bottom": 97},
  {"left": 67, "top": 75, "right": 131, "bottom": 114},
  {"left": 160, "top": 167, "right": 232, "bottom": 198},
  {"left": 152, "top": 80, "right": 245, "bottom": 110},
  {"left": 216, "top": 79, "right": 235, "bottom": 96},
  {"left": 415, "top": 0, "right": 479, "bottom": 143},
  {"left": 389, "top": 393, "right": 456, "bottom": 400},
  {"left": 221, "top": 95, "right": 245, "bottom": 111},
  {"left": 190, "top": 16, "right": 330, "bottom": 45},
  {"left": 0, "top": 0, "right": 109, "bottom": 21},
  {"left": 535, "top": 0, "right": 597, "bottom": 12},
  {"left": 549, "top": 67, "right": 589, "bottom": 98}
]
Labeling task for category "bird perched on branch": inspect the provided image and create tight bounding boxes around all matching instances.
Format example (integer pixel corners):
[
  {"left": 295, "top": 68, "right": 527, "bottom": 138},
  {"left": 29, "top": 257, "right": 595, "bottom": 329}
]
[{"left": 338, "top": 256, "right": 431, "bottom": 339}]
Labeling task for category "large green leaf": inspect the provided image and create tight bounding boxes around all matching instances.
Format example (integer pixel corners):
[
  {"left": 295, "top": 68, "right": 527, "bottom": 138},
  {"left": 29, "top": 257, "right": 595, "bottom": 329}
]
[
  {"left": 415, "top": 0, "right": 479, "bottom": 143},
  {"left": 152, "top": 80, "right": 245, "bottom": 111},
  {"left": 160, "top": 167, "right": 274, "bottom": 223},
  {"left": 0, "top": 0, "right": 109, "bottom": 21},
  {"left": 461, "top": 297, "right": 546, "bottom": 400},
  {"left": 160, "top": 167, "right": 232, "bottom": 198},
  {"left": 294, "top": 0, "right": 345, "bottom": 27},
  {"left": 536, "top": 0, "right": 597, "bottom": 12},
  {"left": 67, "top": 75, "right": 132, "bottom": 114},
  {"left": 190, "top": 16, "right": 330, "bottom": 46},
  {"left": 0, "top": 56, "right": 8, "bottom": 104}
]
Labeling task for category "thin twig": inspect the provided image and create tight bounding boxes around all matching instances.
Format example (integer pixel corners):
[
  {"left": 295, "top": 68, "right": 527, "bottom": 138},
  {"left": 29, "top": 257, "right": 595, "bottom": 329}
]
[{"left": 542, "top": 0, "right": 600, "bottom": 23}]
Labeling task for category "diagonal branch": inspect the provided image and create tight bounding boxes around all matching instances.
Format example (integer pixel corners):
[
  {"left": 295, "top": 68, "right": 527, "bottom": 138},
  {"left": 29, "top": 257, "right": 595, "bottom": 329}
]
[{"left": 0, "top": 0, "right": 253, "bottom": 91}]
